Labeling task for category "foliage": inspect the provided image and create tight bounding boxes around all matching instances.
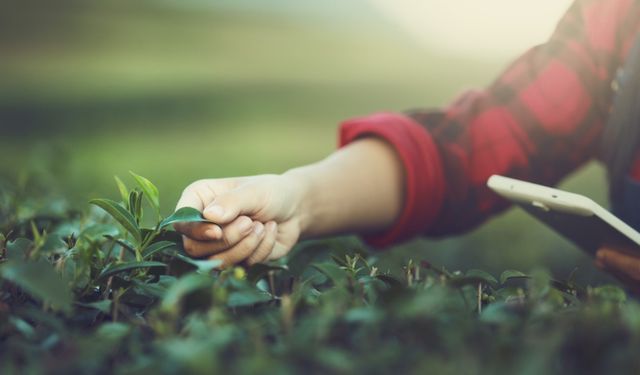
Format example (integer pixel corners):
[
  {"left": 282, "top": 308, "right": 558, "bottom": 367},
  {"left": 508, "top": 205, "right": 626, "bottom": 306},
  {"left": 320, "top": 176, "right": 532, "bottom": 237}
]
[{"left": 1, "top": 175, "right": 640, "bottom": 374}]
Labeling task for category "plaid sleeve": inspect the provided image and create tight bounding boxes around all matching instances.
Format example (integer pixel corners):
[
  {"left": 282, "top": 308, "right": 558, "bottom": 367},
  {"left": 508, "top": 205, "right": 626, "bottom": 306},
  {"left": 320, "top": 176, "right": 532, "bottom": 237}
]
[{"left": 339, "top": 0, "right": 640, "bottom": 247}]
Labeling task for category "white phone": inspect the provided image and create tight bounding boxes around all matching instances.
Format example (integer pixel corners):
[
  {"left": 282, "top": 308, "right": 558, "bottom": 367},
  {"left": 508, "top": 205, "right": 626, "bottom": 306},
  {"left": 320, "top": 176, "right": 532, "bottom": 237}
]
[{"left": 487, "top": 175, "right": 640, "bottom": 255}]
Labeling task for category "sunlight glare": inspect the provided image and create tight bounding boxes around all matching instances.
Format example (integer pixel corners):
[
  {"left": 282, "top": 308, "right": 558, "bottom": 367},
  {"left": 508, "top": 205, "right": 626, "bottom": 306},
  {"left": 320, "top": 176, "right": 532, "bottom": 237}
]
[{"left": 370, "top": 0, "right": 572, "bottom": 59}]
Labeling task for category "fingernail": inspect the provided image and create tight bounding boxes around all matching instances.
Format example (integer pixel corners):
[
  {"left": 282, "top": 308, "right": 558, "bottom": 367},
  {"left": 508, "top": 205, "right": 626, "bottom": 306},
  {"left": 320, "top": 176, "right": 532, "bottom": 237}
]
[
  {"left": 238, "top": 218, "right": 253, "bottom": 234},
  {"left": 205, "top": 205, "right": 225, "bottom": 219},
  {"left": 205, "top": 227, "right": 220, "bottom": 240},
  {"left": 596, "top": 250, "right": 605, "bottom": 260},
  {"left": 254, "top": 222, "right": 265, "bottom": 236},
  {"left": 268, "top": 222, "right": 277, "bottom": 233}
]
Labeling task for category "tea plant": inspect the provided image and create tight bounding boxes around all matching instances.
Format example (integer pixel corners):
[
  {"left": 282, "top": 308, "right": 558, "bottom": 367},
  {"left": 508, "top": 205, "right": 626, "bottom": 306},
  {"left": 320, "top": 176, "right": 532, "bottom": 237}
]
[{"left": 1, "top": 174, "right": 640, "bottom": 374}]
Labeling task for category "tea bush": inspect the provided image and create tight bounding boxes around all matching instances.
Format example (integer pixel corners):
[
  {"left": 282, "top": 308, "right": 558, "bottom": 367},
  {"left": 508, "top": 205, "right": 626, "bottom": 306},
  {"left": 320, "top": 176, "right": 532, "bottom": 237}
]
[{"left": 1, "top": 174, "right": 640, "bottom": 374}]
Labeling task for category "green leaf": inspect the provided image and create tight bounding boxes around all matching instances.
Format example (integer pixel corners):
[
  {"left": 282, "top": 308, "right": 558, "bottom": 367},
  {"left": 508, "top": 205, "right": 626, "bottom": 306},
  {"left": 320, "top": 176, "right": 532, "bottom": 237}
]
[
  {"left": 98, "top": 261, "right": 166, "bottom": 280},
  {"left": 465, "top": 269, "right": 498, "bottom": 288},
  {"left": 6, "top": 238, "right": 33, "bottom": 261},
  {"left": 173, "top": 254, "right": 222, "bottom": 274},
  {"left": 161, "top": 273, "right": 212, "bottom": 311},
  {"left": 227, "top": 289, "right": 272, "bottom": 307},
  {"left": 246, "top": 263, "right": 288, "bottom": 284},
  {"left": 40, "top": 234, "right": 67, "bottom": 254},
  {"left": 10, "top": 317, "right": 36, "bottom": 339},
  {"left": 76, "top": 300, "right": 112, "bottom": 314},
  {"left": 130, "top": 171, "right": 160, "bottom": 212},
  {"left": 592, "top": 285, "right": 627, "bottom": 303},
  {"left": 330, "top": 254, "right": 350, "bottom": 268},
  {"left": 499, "top": 270, "right": 527, "bottom": 285},
  {"left": 376, "top": 274, "right": 403, "bottom": 288},
  {"left": 142, "top": 241, "right": 177, "bottom": 259},
  {"left": 0, "top": 260, "right": 72, "bottom": 313},
  {"left": 159, "top": 207, "right": 212, "bottom": 229},
  {"left": 96, "top": 322, "right": 131, "bottom": 342},
  {"left": 480, "top": 302, "right": 518, "bottom": 325},
  {"left": 135, "top": 189, "right": 144, "bottom": 220},
  {"left": 90, "top": 198, "right": 142, "bottom": 245},
  {"left": 114, "top": 176, "right": 129, "bottom": 206},
  {"left": 79, "top": 224, "right": 120, "bottom": 242},
  {"left": 132, "top": 275, "right": 175, "bottom": 298},
  {"left": 344, "top": 307, "right": 382, "bottom": 323},
  {"left": 311, "top": 263, "right": 348, "bottom": 286},
  {"left": 104, "top": 235, "right": 137, "bottom": 256},
  {"left": 129, "top": 190, "right": 142, "bottom": 224},
  {"left": 449, "top": 276, "right": 496, "bottom": 289}
]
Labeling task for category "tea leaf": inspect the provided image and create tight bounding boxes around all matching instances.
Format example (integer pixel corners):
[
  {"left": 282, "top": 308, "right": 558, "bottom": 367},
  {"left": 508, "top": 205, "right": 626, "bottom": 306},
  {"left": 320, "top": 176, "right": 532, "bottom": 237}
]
[
  {"left": 98, "top": 261, "right": 167, "bottom": 280},
  {"left": 90, "top": 198, "right": 142, "bottom": 245},
  {"left": 499, "top": 270, "right": 527, "bottom": 285},
  {"left": 159, "top": 207, "right": 212, "bottom": 229},
  {"left": 142, "top": 241, "right": 177, "bottom": 259},
  {"left": 10, "top": 317, "right": 36, "bottom": 339},
  {"left": 311, "top": 263, "right": 348, "bottom": 286},
  {"left": 40, "top": 234, "right": 67, "bottom": 254},
  {"left": 480, "top": 302, "right": 518, "bottom": 324},
  {"left": 80, "top": 224, "right": 120, "bottom": 242},
  {"left": 246, "top": 263, "right": 288, "bottom": 284},
  {"left": 129, "top": 190, "right": 143, "bottom": 223},
  {"left": 114, "top": 176, "right": 129, "bottom": 206},
  {"left": 173, "top": 253, "right": 222, "bottom": 273},
  {"left": 96, "top": 322, "right": 131, "bottom": 342},
  {"left": 76, "top": 300, "right": 112, "bottom": 314},
  {"left": 465, "top": 269, "right": 498, "bottom": 288},
  {"left": 376, "top": 274, "right": 403, "bottom": 288},
  {"left": 130, "top": 171, "right": 160, "bottom": 212},
  {"left": 6, "top": 238, "right": 33, "bottom": 261},
  {"left": 161, "top": 273, "right": 212, "bottom": 311},
  {"left": 0, "top": 260, "right": 72, "bottom": 313},
  {"left": 104, "top": 235, "right": 137, "bottom": 256},
  {"left": 227, "top": 289, "right": 272, "bottom": 307},
  {"left": 592, "top": 285, "right": 627, "bottom": 303}
]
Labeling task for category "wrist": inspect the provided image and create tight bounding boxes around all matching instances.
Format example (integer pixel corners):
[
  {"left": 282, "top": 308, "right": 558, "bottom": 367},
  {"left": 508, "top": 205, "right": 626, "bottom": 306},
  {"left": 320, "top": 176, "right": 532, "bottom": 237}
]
[{"left": 282, "top": 166, "right": 315, "bottom": 239}]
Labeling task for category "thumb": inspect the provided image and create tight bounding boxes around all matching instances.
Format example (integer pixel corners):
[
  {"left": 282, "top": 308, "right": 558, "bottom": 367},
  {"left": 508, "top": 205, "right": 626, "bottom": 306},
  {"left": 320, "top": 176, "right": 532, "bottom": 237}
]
[{"left": 202, "top": 185, "right": 263, "bottom": 224}]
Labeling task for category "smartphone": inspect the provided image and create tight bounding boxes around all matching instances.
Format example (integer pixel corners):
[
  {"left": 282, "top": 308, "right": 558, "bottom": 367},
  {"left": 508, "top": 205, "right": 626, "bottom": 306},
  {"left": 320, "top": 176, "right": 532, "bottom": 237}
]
[{"left": 487, "top": 175, "right": 640, "bottom": 256}]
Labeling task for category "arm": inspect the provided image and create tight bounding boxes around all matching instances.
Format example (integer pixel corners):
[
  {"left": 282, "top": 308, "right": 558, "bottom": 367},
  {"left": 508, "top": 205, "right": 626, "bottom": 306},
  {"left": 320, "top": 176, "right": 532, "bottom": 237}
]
[
  {"left": 287, "top": 137, "right": 405, "bottom": 239},
  {"left": 173, "top": 138, "right": 407, "bottom": 267}
]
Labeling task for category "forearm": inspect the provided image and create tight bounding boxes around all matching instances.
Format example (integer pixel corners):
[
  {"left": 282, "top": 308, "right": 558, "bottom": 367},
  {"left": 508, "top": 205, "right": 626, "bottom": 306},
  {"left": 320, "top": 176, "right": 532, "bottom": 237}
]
[{"left": 284, "top": 137, "right": 405, "bottom": 239}]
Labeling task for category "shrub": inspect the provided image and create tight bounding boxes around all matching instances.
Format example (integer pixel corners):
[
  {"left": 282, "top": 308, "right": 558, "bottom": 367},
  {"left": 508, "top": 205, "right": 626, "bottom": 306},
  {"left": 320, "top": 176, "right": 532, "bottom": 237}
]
[{"left": 1, "top": 174, "right": 639, "bottom": 374}]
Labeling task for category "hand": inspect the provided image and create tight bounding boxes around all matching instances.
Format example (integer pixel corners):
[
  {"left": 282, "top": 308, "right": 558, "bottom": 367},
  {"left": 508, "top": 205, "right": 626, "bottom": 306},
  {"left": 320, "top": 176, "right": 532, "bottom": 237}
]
[
  {"left": 595, "top": 247, "right": 640, "bottom": 293},
  {"left": 174, "top": 174, "right": 306, "bottom": 268}
]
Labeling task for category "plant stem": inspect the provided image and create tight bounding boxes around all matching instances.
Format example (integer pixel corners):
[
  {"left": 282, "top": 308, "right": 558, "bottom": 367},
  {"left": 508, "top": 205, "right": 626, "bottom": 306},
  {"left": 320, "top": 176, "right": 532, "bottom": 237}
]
[{"left": 477, "top": 283, "right": 483, "bottom": 314}]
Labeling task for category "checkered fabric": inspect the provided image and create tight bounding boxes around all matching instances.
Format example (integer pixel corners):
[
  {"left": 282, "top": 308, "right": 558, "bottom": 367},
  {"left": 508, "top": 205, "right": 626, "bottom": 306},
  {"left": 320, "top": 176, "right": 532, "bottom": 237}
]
[{"left": 339, "top": 0, "right": 640, "bottom": 248}]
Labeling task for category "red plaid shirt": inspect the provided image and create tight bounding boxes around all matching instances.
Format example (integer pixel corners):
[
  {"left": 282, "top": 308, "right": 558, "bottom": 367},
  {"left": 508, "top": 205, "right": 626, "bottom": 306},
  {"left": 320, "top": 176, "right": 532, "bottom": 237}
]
[{"left": 339, "top": 0, "right": 640, "bottom": 248}]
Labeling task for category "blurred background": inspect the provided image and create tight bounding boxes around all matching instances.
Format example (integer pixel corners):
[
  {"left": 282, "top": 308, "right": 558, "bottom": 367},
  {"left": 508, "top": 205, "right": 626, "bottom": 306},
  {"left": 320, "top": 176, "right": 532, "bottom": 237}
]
[{"left": 2, "top": 0, "right": 617, "bottom": 284}]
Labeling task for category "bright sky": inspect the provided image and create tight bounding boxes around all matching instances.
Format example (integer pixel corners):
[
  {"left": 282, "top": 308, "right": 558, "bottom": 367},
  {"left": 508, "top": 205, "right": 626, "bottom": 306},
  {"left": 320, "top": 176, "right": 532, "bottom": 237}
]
[{"left": 370, "top": 0, "right": 572, "bottom": 59}]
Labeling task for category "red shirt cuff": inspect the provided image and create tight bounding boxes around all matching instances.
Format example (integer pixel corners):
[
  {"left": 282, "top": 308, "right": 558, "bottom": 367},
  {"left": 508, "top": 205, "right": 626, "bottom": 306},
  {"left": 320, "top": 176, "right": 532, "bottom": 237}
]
[{"left": 339, "top": 112, "right": 445, "bottom": 248}]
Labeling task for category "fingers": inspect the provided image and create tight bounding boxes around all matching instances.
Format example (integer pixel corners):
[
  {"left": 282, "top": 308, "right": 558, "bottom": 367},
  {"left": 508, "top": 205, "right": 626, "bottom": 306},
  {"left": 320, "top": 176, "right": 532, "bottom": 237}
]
[
  {"left": 174, "top": 181, "right": 221, "bottom": 240},
  {"left": 596, "top": 248, "right": 640, "bottom": 281},
  {"left": 182, "top": 216, "right": 255, "bottom": 257},
  {"left": 176, "top": 180, "right": 215, "bottom": 211},
  {"left": 202, "top": 184, "right": 264, "bottom": 225},
  {"left": 173, "top": 222, "right": 222, "bottom": 241},
  {"left": 210, "top": 222, "right": 266, "bottom": 268},
  {"left": 266, "top": 242, "right": 290, "bottom": 261},
  {"left": 245, "top": 221, "right": 278, "bottom": 265}
]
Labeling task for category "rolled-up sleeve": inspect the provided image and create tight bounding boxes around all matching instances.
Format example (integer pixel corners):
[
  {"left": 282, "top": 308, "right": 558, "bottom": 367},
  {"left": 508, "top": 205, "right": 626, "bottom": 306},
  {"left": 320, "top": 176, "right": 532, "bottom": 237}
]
[{"left": 339, "top": 112, "right": 445, "bottom": 247}]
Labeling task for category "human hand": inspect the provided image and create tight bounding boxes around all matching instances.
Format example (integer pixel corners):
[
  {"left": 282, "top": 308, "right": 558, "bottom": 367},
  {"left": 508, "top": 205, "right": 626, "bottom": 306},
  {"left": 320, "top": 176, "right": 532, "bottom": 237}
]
[
  {"left": 174, "top": 174, "right": 306, "bottom": 268},
  {"left": 595, "top": 246, "right": 640, "bottom": 293}
]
